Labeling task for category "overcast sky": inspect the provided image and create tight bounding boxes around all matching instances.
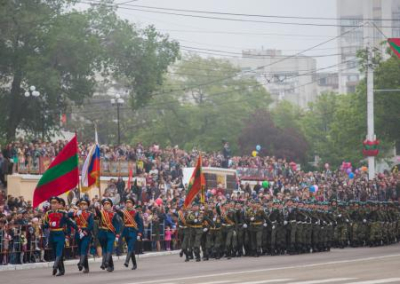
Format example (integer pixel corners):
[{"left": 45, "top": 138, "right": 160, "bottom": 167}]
[{"left": 86, "top": 0, "right": 340, "bottom": 68}]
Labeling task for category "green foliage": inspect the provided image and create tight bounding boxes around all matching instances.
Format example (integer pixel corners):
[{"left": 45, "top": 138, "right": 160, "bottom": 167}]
[
  {"left": 0, "top": 0, "right": 179, "bottom": 141},
  {"left": 129, "top": 55, "right": 272, "bottom": 152}
]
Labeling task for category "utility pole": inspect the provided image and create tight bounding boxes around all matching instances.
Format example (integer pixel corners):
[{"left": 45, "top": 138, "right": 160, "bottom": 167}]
[{"left": 366, "top": 45, "right": 375, "bottom": 180}]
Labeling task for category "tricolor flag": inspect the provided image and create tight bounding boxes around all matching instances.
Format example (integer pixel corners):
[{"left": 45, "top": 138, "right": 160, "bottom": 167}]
[
  {"left": 184, "top": 155, "right": 206, "bottom": 208},
  {"left": 33, "top": 135, "right": 79, "bottom": 208},
  {"left": 388, "top": 38, "right": 400, "bottom": 59},
  {"left": 81, "top": 144, "right": 101, "bottom": 192}
]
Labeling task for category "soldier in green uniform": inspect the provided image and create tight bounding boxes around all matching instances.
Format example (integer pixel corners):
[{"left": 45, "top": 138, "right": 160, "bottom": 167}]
[
  {"left": 221, "top": 201, "right": 238, "bottom": 259},
  {"left": 186, "top": 202, "right": 206, "bottom": 262},
  {"left": 235, "top": 202, "right": 247, "bottom": 257},
  {"left": 206, "top": 204, "right": 223, "bottom": 259},
  {"left": 176, "top": 206, "right": 190, "bottom": 261}
]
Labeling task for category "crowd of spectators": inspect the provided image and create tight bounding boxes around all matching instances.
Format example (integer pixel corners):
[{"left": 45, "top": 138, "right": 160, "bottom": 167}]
[{"left": 1, "top": 139, "right": 400, "bottom": 265}]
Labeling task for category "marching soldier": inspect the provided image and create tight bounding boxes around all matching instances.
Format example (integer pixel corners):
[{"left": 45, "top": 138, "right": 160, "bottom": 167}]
[
  {"left": 95, "top": 198, "right": 121, "bottom": 272},
  {"left": 221, "top": 201, "right": 238, "bottom": 259},
  {"left": 43, "top": 196, "right": 76, "bottom": 277},
  {"left": 117, "top": 197, "right": 143, "bottom": 270},
  {"left": 186, "top": 202, "right": 206, "bottom": 262},
  {"left": 68, "top": 198, "right": 94, "bottom": 273}
]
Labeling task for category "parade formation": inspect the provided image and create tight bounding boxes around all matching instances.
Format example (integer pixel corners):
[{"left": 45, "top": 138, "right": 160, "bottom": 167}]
[{"left": 41, "top": 192, "right": 400, "bottom": 276}]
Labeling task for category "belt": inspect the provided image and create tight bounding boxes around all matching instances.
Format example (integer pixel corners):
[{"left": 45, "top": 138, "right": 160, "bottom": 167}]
[
  {"left": 50, "top": 228, "right": 63, "bottom": 232},
  {"left": 99, "top": 227, "right": 113, "bottom": 231},
  {"left": 80, "top": 226, "right": 87, "bottom": 228},
  {"left": 210, "top": 228, "right": 221, "bottom": 231},
  {"left": 191, "top": 225, "right": 203, "bottom": 228},
  {"left": 125, "top": 225, "right": 138, "bottom": 228},
  {"left": 179, "top": 226, "right": 188, "bottom": 229},
  {"left": 222, "top": 224, "right": 234, "bottom": 227},
  {"left": 251, "top": 222, "right": 263, "bottom": 225},
  {"left": 290, "top": 220, "right": 296, "bottom": 223}
]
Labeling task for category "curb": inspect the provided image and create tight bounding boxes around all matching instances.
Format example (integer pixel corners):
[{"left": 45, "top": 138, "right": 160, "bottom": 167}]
[{"left": 0, "top": 250, "right": 179, "bottom": 272}]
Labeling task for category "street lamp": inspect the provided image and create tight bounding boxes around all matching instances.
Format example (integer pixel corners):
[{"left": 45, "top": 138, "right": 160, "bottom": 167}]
[
  {"left": 111, "top": 94, "right": 125, "bottom": 145},
  {"left": 24, "top": 85, "right": 40, "bottom": 97}
]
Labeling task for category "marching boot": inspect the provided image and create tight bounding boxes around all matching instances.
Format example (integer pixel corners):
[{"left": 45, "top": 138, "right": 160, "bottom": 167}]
[
  {"left": 78, "top": 255, "right": 84, "bottom": 271},
  {"left": 184, "top": 249, "right": 190, "bottom": 262},
  {"left": 179, "top": 250, "right": 184, "bottom": 258},
  {"left": 131, "top": 252, "right": 137, "bottom": 270},
  {"left": 189, "top": 250, "right": 194, "bottom": 260},
  {"left": 56, "top": 260, "right": 65, "bottom": 276},
  {"left": 215, "top": 250, "right": 221, "bottom": 260},
  {"left": 195, "top": 251, "right": 201, "bottom": 262},
  {"left": 107, "top": 253, "right": 114, "bottom": 272},
  {"left": 203, "top": 252, "right": 209, "bottom": 261},
  {"left": 53, "top": 256, "right": 61, "bottom": 276},
  {"left": 100, "top": 254, "right": 106, "bottom": 270},
  {"left": 124, "top": 251, "right": 131, "bottom": 268},
  {"left": 83, "top": 255, "right": 89, "bottom": 274},
  {"left": 226, "top": 251, "right": 231, "bottom": 260}
]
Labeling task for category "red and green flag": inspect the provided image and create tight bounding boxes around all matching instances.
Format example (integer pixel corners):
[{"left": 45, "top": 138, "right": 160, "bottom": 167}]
[
  {"left": 388, "top": 38, "right": 400, "bottom": 59},
  {"left": 184, "top": 155, "right": 206, "bottom": 208},
  {"left": 33, "top": 135, "right": 79, "bottom": 208}
]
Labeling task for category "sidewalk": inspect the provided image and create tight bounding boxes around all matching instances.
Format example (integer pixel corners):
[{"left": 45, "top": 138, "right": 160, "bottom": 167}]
[{"left": 0, "top": 250, "right": 179, "bottom": 272}]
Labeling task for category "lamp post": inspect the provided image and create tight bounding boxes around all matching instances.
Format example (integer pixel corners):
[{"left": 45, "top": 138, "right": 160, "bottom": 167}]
[
  {"left": 24, "top": 86, "right": 45, "bottom": 138},
  {"left": 111, "top": 94, "right": 125, "bottom": 146}
]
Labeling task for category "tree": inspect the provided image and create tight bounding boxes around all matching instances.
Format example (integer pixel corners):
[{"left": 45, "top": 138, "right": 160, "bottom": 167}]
[
  {"left": 129, "top": 55, "right": 272, "bottom": 152},
  {"left": 0, "top": 0, "right": 179, "bottom": 140},
  {"left": 238, "top": 109, "right": 308, "bottom": 162}
]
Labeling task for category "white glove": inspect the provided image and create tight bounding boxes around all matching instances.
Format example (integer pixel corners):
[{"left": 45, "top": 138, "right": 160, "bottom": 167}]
[
  {"left": 243, "top": 224, "right": 248, "bottom": 229},
  {"left": 323, "top": 221, "right": 327, "bottom": 225},
  {"left": 250, "top": 217, "right": 255, "bottom": 221},
  {"left": 137, "top": 236, "right": 141, "bottom": 241},
  {"left": 115, "top": 237, "right": 119, "bottom": 243},
  {"left": 346, "top": 219, "right": 349, "bottom": 223},
  {"left": 338, "top": 214, "right": 342, "bottom": 218},
  {"left": 263, "top": 223, "right": 268, "bottom": 227},
  {"left": 77, "top": 210, "right": 82, "bottom": 216},
  {"left": 51, "top": 222, "right": 57, "bottom": 227},
  {"left": 194, "top": 219, "right": 198, "bottom": 223},
  {"left": 79, "top": 231, "right": 85, "bottom": 239},
  {"left": 363, "top": 219, "right": 367, "bottom": 223},
  {"left": 272, "top": 225, "right": 276, "bottom": 230},
  {"left": 213, "top": 217, "right": 216, "bottom": 222},
  {"left": 203, "top": 228, "right": 208, "bottom": 232}
]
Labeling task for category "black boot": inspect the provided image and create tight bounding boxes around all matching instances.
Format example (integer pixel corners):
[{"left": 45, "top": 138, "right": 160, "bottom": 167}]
[
  {"left": 56, "top": 260, "right": 65, "bottom": 276},
  {"left": 124, "top": 251, "right": 131, "bottom": 268},
  {"left": 215, "top": 250, "right": 221, "bottom": 260},
  {"left": 189, "top": 250, "right": 194, "bottom": 260},
  {"left": 203, "top": 252, "right": 209, "bottom": 261},
  {"left": 53, "top": 256, "right": 61, "bottom": 276},
  {"left": 83, "top": 255, "right": 89, "bottom": 274},
  {"left": 195, "top": 251, "right": 201, "bottom": 262},
  {"left": 131, "top": 252, "right": 137, "bottom": 270},
  {"left": 106, "top": 253, "right": 114, "bottom": 272},
  {"left": 78, "top": 255, "right": 84, "bottom": 271},
  {"left": 179, "top": 250, "right": 184, "bottom": 257},
  {"left": 100, "top": 254, "right": 106, "bottom": 270},
  {"left": 184, "top": 249, "right": 190, "bottom": 262}
]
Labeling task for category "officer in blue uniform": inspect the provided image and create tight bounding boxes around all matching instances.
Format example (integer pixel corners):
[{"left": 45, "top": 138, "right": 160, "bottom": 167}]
[
  {"left": 68, "top": 198, "right": 94, "bottom": 273},
  {"left": 95, "top": 198, "right": 121, "bottom": 272},
  {"left": 117, "top": 197, "right": 144, "bottom": 270},
  {"left": 43, "top": 196, "right": 76, "bottom": 276}
]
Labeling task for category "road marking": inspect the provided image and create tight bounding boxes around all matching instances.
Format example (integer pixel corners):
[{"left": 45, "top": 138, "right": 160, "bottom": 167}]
[
  {"left": 287, "top": 278, "right": 355, "bottom": 284},
  {"left": 197, "top": 281, "right": 232, "bottom": 284},
  {"left": 127, "top": 254, "right": 400, "bottom": 284},
  {"left": 239, "top": 280, "right": 294, "bottom": 284},
  {"left": 344, "top": 279, "right": 400, "bottom": 284}
]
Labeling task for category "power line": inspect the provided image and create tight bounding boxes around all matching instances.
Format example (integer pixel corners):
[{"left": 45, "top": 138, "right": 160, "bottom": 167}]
[{"left": 82, "top": 0, "right": 400, "bottom": 28}]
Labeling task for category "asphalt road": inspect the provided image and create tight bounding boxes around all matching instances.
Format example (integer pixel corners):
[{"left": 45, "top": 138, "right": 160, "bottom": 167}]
[{"left": 2, "top": 244, "right": 400, "bottom": 284}]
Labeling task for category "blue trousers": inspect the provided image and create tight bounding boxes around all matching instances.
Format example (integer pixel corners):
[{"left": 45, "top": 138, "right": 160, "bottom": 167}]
[
  {"left": 98, "top": 229, "right": 115, "bottom": 254},
  {"left": 75, "top": 233, "right": 91, "bottom": 256},
  {"left": 122, "top": 227, "right": 138, "bottom": 252},
  {"left": 49, "top": 231, "right": 65, "bottom": 258}
]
